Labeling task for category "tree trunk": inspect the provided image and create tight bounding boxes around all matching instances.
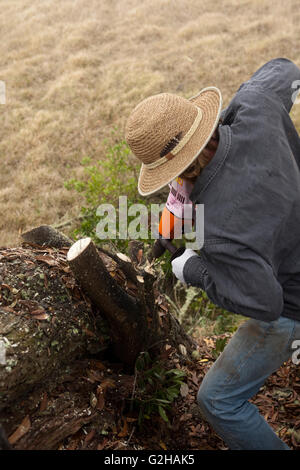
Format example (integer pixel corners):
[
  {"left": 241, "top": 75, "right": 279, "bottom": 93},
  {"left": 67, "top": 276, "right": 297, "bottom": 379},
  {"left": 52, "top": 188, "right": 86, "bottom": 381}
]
[
  {"left": 1, "top": 225, "right": 195, "bottom": 406},
  {"left": 67, "top": 237, "right": 196, "bottom": 367},
  {"left": 21, "top": 225, "right": 73, "bottom": 248},
  {"left": 0, "top": 225, "right": 197, "bottom": 449},
  {"left": 0, "top": 243, "right": 109, "bottom": 411},
  {"left": 1, "top": 357, "right": 122, "bottom": 450}
]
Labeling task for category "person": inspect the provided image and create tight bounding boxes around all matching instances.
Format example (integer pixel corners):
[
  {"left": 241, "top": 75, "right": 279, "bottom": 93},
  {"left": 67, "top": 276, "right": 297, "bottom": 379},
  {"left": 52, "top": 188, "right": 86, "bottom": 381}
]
[{"left": 125, "top": 58, "right": 300, "bottom": 450}]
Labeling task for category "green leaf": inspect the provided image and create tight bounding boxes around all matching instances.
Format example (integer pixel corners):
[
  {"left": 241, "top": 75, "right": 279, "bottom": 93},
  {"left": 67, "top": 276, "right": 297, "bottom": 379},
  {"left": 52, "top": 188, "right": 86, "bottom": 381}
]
[
  {"left": 158, "top": 405, "right": 169, "bottom": 423},
  {"left": 155, "top": 398, "right": 171, "bottom": 405},
  {"left": 153, "top": 372, "right": 164, "bottom": 382}
]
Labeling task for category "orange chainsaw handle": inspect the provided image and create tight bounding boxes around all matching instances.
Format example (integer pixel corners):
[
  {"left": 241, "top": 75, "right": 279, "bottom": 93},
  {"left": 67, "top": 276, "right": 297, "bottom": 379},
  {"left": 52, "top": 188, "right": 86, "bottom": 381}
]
[{"left": 158, "top": 207, "right": 184, "bottom": 240}]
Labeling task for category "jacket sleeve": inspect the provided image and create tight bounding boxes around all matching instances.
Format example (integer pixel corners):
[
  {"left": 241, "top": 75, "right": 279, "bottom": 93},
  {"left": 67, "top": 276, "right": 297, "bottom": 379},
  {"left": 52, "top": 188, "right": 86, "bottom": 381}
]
[
  {"left": 240, "top": 58, "right": 300, "bottom": 113},
  {"left": 183, "top": 241, "right": 284, "bottom": 322}
]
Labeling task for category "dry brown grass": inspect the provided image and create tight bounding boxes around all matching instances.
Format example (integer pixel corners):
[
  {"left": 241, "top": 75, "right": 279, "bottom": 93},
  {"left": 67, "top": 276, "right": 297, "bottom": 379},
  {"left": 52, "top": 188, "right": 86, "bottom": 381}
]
[{"left": 0, "top": 0, "right": 299, "bottom": 246}]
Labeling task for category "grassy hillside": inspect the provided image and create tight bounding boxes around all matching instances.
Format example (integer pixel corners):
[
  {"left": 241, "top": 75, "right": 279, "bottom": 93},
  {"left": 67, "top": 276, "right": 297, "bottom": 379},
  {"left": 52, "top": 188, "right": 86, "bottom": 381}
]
[{"left": 0, "top": 0, "right": 299, "bottom": 246}]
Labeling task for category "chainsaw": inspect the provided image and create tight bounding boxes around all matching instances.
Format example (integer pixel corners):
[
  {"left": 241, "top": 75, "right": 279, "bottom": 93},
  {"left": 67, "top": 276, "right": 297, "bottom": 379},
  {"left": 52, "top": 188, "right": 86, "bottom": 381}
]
[{"left": 152, "top": 177, "right": 195, "bottom": 259}]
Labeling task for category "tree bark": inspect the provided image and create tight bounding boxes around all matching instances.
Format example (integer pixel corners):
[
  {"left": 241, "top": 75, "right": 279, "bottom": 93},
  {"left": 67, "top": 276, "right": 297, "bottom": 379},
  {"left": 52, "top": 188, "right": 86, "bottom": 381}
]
[
  {"left": 0, "top": 243, "right": 109, "bottom": 411},
  {"left": 1, "top": 357, "right": 120, "bottom": 450},
  {"left": 0, "top": 225, "right": 197, "bottom": 446},
  {"left": 21, "top": 225, "right": 73, "bottom": 248}
]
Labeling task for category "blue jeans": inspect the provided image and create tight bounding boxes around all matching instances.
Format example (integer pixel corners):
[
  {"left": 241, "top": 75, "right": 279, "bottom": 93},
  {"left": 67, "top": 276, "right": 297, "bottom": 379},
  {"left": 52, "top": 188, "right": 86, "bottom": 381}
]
[{"left": 197, "top": 316, "right": 300, "bottom": 450}]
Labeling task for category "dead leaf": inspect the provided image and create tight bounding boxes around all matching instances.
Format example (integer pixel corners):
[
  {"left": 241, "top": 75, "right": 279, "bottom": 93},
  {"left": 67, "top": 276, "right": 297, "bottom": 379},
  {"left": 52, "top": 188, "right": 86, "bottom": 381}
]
[
  {"left": 19, "top": 299, "right": 39, "bottom": 310},
  {"left": 87, "top": 369, "right": 104, "bottom": 383},
  {"left": 180, "top": 383, "right": 189, "bottom": 397},
  {"left": 97, "top": 392, "right": 105, "bottom": 411},
  {"left": 90, "top": 360, "right": 106, "bottom": 370},
  {"left": 137, "top": 249, "right": 143, "bottom": 264},
  {"left": 31, "top": 311, "right": 49, "bottom": 321},
  {"left": 39, "top": 392, "right": 48, "bottom": 412},
  {"left": 23, "top": 260, "right": 35, "bottom": 266},
  {"left": 203, "top": 338, "right": 215, "bottom": 348},
  {"left": 9, "top": 298, "right": 18, "bottom": 308},
  {"left": 0, "top": 283, "right": 14, "bottom": 291},
  {"left": 8, "top": 415, "right": 31, "bottom": 445},
  {"left": 191, "top": 372, "right": 199, "bottom": 386},
  {"left": 159, "top": 441, "right": 167, "bottom": 450},
  {"left": 34, "top": 313, "right": 49, "bottom": 321},
  {"left": 60, "top": 266, "right": 71, "bottom": 273},
  {"left": 82, "top": 328, "right": 96, "bottom": 338},
  {"left": 0, "top": 306, "right": 16, "bottom": 313},
  {"left": 97, "top": 438, "right": 108, "bottom": 450},
  {"left": 116, "top": 269, "right": 126, "bottom": 281},
  {"left": 99, "top": 378, "right": 116, "bottom": 391},
  {"left": 158, "top": 310, "right": 167, "bottom": 317},
  {"left": 118, "top": 418, "right": 128, "bottom": 437},
  {"left": 159, "top": 304, "right": 168, "bottom": 312},
  {"left": 35, "top": 255, "right": 58, "bottom": 266},
  {"left": 66, "top": 432, "right": 81, "bottom": 450},
  {"left": 83, "top": 430, "right": 95, "bottom": 447},
  {"left": 95, "top": 378, "right": 116, "bottom": 409},
  {"left": 90, "top": 392, "right": 98, "bottom": 408},
  {"left": 126, "top": 280, "right": 138, "bottom": 290},
  {"left": 31, "top": 309, "right": 46, "bottom": 316}
]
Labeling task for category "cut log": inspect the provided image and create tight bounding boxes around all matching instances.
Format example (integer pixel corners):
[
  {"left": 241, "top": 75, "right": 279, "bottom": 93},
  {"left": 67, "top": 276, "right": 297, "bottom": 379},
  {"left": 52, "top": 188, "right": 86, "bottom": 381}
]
[
  {"left": 1, "top": 225, "right": 197, "bottom": 447},
  {"left": 21, "top": 225, "right": 73, "bottom": 248},
  {"left": 1, "top": 358, "right": 117, "bottom": 450},
  {"left": 67, "top": 238, "right": 196, "bottom": 367},
  {"left": 12, "top": 398, "right": 97, "bottom": 450},
  {"left": 67, "top": 238, "right": 150, "bottom": 367},
  {"left": 0, "top": 244, "right": 109, "bottom": 411},
  {"left": 0, "top": 225, "right": 201, "bottom": 450}
]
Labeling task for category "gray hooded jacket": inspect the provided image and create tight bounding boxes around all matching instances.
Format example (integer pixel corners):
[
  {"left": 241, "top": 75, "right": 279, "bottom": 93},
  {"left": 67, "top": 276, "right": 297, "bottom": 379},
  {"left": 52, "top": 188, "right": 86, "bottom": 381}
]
[{"left": 183, "top": 58, "right": 300, "bottom": 323}]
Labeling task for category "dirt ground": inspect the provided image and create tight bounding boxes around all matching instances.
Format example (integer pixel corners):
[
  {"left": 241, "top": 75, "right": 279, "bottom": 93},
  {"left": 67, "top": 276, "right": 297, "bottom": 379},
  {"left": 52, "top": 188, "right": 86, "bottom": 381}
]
[
  {"left": 3, "top": 336, "right": 299, "bottom": 451},
  {"left": 0, "top": 243, "right": 299, "bottom": 451}
]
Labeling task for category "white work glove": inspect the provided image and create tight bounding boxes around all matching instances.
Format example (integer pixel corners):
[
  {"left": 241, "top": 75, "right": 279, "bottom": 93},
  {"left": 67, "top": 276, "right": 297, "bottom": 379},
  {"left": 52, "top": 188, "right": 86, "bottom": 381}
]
[{"left": 171, "top": 248, "right": 198, "bottom": 283}]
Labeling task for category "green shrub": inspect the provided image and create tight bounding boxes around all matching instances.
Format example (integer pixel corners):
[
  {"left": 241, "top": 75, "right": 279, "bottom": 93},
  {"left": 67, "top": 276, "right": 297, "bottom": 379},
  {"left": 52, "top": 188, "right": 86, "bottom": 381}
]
[
  {"left": 130, "top": 351, "right": 186, "bottom": 427},
  {"left": 64, "top": 134, "right": 151, "bottom": 252},
  {"left": 211, "top": 337, "right": 228, "bottom": 359}
]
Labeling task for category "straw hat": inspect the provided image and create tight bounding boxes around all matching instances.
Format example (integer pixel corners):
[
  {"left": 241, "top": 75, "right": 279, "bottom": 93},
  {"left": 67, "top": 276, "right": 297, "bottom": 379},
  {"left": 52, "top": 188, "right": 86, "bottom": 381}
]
[{"left": 125, "top": 87, "right": 222, "bottom": 196}]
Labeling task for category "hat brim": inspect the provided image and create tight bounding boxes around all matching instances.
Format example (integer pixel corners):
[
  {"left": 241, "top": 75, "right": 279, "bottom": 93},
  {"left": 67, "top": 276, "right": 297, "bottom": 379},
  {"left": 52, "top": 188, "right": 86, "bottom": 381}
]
[{"left": 137, "top": 87, "right": 222, "bottom": 196}]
